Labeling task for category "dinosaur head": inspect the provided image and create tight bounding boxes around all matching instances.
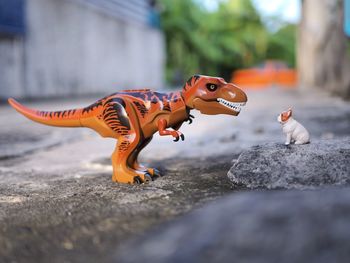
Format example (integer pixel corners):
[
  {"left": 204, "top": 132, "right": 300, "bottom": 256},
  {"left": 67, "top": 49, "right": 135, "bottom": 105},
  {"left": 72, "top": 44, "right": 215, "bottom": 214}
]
[{"left": 181, "top": 75, "right": 247, "bottom": 116}]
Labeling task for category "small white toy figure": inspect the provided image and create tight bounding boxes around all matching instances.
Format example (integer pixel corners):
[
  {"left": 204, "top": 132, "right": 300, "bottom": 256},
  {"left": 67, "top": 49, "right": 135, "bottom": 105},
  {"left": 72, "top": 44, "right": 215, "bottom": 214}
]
[{"left": 277, "top": 108, "right": 310, "bottom": 145}]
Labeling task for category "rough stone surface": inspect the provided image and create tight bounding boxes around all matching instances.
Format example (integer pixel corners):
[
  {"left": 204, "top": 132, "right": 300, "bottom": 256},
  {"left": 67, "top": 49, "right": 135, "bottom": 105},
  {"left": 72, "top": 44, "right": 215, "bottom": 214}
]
[
  {"left": 115, "top": 187, "right": 350, "bottom": 263},
  {"left": 1, "top": 89, "right": 349, "bottom": 262},
  {"left": 0, "top": 153, "right": 235, "bottom": 263},
  {"left": 228, "top": 138, "right": 350, "bottom": 189}
]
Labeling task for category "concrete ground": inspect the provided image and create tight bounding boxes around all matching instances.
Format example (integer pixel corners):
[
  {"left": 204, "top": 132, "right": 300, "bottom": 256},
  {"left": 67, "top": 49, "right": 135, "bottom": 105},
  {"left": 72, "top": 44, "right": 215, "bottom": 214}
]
[{"left": 0, "top": 88, "right": 349, "bottom": 262}]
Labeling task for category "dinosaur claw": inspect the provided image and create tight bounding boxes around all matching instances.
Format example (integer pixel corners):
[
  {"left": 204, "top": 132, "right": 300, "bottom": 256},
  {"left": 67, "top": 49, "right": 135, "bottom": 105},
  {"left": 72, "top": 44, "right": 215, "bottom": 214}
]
[
  {"left": 144, "top": 173, "right": 152, "bottom": 183},
  {"left": 186, "top": 114, "right": 195, "bottom": 125},
  {"left": 173, "top": 137, "right": 179, "bottom": 142},
  {"left": 153, "top": 168, "right": 163, "bottom": 177},
  {"left": 134, "top": 173, "right": 153, "bottom": 184},
  {"left": 134, "top": 176, "right": 143, "bottom": 184},
  {"left": 180, "top": 134, "right": 185, "bottom": 141}
]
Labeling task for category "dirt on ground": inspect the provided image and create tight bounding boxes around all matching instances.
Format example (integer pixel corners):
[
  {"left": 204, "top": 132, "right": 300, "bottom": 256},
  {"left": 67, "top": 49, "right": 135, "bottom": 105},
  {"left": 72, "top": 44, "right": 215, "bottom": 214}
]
[{"left": 0, "top": 88, "right": 349, "bottom": 262}]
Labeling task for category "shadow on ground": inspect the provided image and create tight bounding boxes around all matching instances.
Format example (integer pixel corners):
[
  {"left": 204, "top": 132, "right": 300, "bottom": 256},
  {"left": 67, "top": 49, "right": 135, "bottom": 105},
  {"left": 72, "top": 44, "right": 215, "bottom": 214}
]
[
  {"left": 0, "top": 154, "right": 240, "bottom": 263},
  {"left": 1, "top": 88, "right": 350, "bottom": 262}
]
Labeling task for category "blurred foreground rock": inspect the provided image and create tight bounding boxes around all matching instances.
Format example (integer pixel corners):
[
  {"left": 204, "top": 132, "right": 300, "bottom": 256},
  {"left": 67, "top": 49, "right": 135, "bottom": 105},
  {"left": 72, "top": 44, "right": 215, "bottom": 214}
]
[
  {"left": 115, "top": 187, "right": 350, "bottom": 263},
  {"left": 228, "top": 138, "right": 350, "bottom": 189}
]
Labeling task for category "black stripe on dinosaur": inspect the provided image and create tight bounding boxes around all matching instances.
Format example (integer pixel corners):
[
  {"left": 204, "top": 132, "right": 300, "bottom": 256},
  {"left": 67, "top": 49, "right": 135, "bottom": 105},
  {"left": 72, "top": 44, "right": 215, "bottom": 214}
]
[
  {"left": 133, "top": 101, "right": 148, "bottom": 118},
  {"left": 37, "top": 108, "right": 78, "bottom": 119},
  {"left": 183, "top": 75, "right": 201, "bottom": 90},
  {"left": 193, "top": 74, "right": 201, "bottom": 83},
  {"left": 119, "top": 140, "right": 131, "bottom": 152},
  {"left": 37, "top": 111, "right": 46, "bottom": 117},
  {"left": 37, "top": 110, "right": 60, "bottom": 118},
  {"left": 121, "top": 91, "right": 180, "bottom": 113},
  {"left": 104, "top": 97, "right": 126, "bottom": 108},
  {"left": 82, "top": 99, "right": 103, "bottom": 114},
  {"left": 102, "top": 98, "right": 130, "bottom": 136},
  {"left": 81, "top": 90, "right": 132, "bottom": 115},
  {"left": 118, "top": 91, "right": 176, "bottom": 105},
  {"left": 169, "top": 92, "right": 180, "bottom": 103},
  {"left": 162, "top": 100, "right": 171, "bottom": 111}
]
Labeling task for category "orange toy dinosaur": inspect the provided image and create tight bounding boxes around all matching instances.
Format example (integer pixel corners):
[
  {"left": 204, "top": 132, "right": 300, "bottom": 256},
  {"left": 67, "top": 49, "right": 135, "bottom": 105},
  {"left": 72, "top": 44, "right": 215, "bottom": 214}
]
[{"left": 8, "top": 75, "right": 247, "bottom": 184}]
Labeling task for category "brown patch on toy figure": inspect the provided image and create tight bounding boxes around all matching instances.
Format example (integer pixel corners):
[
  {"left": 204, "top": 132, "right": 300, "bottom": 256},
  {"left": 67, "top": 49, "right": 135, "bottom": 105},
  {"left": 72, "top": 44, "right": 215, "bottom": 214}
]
[
  {"left": 277, "top": 108, "right": 310, "bottom": 145},
  {"left": 8, "top": 75, "right": 247, "bottom": 184}
]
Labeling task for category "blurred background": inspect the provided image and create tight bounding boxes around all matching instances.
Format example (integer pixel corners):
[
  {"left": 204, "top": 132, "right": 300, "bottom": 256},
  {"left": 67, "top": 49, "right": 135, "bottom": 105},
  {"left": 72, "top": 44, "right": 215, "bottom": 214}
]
[
  {"left": 1, "top": 2, "right": 350, "bottom": 262},
  {"left": 0, "top": 0, "right": 349, "bottom": 99}
]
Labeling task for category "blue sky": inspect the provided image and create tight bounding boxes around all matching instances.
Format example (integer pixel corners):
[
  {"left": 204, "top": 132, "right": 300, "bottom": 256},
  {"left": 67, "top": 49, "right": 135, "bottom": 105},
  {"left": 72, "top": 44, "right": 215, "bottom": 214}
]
[
  {"left": 252, "top": 0, "right": 301, "bottom": 24},
  {"left": 201, "top": 0, "right": 301, "bottom": 24}
]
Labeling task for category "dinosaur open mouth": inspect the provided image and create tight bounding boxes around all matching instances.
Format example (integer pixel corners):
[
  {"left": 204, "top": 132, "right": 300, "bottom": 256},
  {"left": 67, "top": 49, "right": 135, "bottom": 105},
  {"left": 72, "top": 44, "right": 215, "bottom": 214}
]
[{"left": 217, "top": 98, "right": 246, "bottom": 112}]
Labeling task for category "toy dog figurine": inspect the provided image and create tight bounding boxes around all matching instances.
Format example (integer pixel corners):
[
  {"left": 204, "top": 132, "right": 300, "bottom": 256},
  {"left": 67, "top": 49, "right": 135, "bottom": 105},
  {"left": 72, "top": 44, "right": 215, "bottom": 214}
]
[
  {"left": 277, "top": 108, "right": 310, "bottom": 145},
  {"left": 8, "top": 75, "right": 247, "bottom": 184}
]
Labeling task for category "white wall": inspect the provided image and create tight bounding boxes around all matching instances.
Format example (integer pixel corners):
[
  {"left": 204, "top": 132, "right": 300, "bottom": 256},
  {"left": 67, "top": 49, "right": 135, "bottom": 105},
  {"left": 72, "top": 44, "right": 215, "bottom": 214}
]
[
  {"left": 0, "top": 0, "right": 165, "bottom": 99},
  {"left": 0, "top": 37, "right": 25, "bottom": 98}
]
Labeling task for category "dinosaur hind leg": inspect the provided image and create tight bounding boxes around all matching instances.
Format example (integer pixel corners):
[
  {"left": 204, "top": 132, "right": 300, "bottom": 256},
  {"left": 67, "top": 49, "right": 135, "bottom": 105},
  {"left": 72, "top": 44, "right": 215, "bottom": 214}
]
[
  {"left": 102, "top": 97, "right": 151, "bottom": 184},
  {"left": 130, "top": 136, "right": 162, "bottom": 179},
  {"left": 111, "top": 134, "right": 152, "bottom": 184}
]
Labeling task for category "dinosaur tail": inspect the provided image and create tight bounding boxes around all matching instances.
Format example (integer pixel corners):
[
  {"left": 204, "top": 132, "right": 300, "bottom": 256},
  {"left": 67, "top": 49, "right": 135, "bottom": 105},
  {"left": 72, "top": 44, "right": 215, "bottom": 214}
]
[{"left": 8, "top": 98, "right": 83, "bottom": 127}]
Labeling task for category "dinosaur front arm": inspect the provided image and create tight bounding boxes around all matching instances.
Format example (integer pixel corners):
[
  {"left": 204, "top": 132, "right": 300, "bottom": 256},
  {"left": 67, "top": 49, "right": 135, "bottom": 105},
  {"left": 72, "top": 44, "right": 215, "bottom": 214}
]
[{"left": 157, "top": 118, "right": 185, "bottom": 142}]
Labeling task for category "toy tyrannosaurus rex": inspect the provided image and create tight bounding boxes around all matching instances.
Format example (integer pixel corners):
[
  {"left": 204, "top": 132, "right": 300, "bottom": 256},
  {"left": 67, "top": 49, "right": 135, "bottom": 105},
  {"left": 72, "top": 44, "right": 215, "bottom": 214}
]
[{"left": 8, "top": 75, "right": 247, "bottom": 184}]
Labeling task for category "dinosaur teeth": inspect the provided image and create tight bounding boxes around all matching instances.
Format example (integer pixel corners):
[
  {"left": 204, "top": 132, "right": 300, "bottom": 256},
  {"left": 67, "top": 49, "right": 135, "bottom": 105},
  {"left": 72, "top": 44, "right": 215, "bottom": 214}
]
[{"left": 217, "top": 98, "right": 245, "bottom": 112}]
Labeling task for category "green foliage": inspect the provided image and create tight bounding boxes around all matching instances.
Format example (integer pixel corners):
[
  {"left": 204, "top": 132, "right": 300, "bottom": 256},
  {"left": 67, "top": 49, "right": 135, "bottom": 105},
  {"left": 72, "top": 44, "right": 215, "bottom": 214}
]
[
  {"left": 347, "top": 40, "right": 350, "bottom": 57},
  {"left": 266, "top": 24, "right": 297, "bottom": 67},
  {"left": 159, "top": 0, "right": 296, "bottom": 84}
]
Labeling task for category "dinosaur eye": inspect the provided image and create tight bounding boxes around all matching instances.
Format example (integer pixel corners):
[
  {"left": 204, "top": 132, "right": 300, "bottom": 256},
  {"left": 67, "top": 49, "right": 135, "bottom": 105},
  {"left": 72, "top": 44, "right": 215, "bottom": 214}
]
[{"left": 206, "top": 83, "right": 217, "bottom": 91}]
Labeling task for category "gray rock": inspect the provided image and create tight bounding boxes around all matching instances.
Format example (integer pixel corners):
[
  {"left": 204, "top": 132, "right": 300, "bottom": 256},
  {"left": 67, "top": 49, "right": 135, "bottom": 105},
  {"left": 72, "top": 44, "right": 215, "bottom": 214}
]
[
  {"left": 228, "top": 138, "right": 350, "bottom": 189},
  {"left": 115, "top": 188, "right": 350, "bottom": 263}
]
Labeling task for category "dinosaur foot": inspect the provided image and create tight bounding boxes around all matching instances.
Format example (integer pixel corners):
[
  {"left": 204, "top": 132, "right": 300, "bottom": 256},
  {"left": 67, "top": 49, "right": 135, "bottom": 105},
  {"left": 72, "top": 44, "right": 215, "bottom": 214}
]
[
  {"left": 112, "top": 170, "right": 154, "bottom": 184},
  {"left": 133, "top": 168, "right": 163, "bottom": 184},
  {"left": 134, "top": 169, "right": 163, "bottom": 184},
  {"left": 113, "top": 167, "right": 163, "bottom": 184},
  {"left": 147, "top": 168, "right": 163, "bottom": 178},
  {"left": 133, "top": 173, "right": 153, "bottom": 184}
]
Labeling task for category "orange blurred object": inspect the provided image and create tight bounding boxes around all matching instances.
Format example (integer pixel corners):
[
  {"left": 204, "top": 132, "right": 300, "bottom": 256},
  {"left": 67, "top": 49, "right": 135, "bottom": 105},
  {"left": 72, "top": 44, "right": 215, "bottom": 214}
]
[{"left": 231, "top": 60, "right": 297, "bottom": 89}]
